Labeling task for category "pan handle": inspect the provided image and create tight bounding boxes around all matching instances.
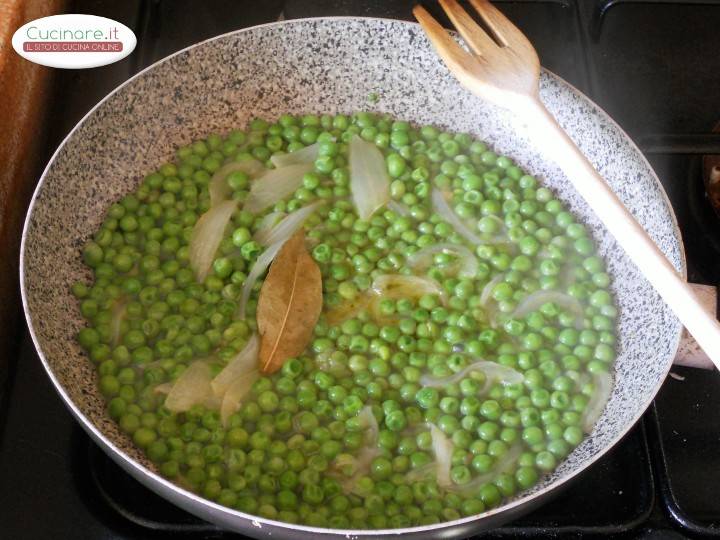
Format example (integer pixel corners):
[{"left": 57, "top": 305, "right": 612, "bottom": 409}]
[{"left": 675, "top": 283, "right": 717, "bottom": 369}]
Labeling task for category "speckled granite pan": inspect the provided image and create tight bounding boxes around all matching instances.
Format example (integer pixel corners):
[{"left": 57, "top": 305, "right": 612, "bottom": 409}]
[{"left": 20, "top": 17, "right": 683, "bottom": 540}]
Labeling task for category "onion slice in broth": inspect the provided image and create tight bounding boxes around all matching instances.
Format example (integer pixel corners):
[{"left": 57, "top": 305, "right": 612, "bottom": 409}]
[
  {"left": 357, "top": 405, "right": 379, "bottom": 445},
  {"left": 253, "top": 212, "right": 285, "bottom": 245},
  {"left": 387, "top": 200, "right": 411, "bottom": 216},
  {"left": 431, "top": 189, "right": 484, "bottom": 245},
  {"left": 153, "top": 382, "right": 173, "bottom": 395},
  {"left": 109, "top": 300, "right": 127, "bottom": 346},
  {"left": 337, "top": 406, "right": 381, "bottom": 494},
  {"left": 420, "top": 359, "right": 523, "bottom": 389},
  {"left": 211, "top": 334, "right": 259, "bottom": 396},
  {"left": 349, "top": 135, "right": 390, "bottom": 220},
  {"left": 428, "top": 423, "right": 454, "bottom": 488},
  {"left": 325, "top": 274, "right": 447, "bottom": 326},
  {"left": 209, "top": 159, "right": 265, "bottom": 206},
  {"left": 511, "top": 290, "right": 584, "bottom": 320},
  {"left": 238, "top": 241, "right": 284, "bottom": 319},
  {"left": 582, "top": 371, "right": 613, "bottom": 433},
  {"left": 270, "top": 142, "right": 320, "bottom": 168},
  {"left": 164, "top": 362, "right": 214, "bottom": 413},
  {"left": 480, "top": 273, "right": 505, "bottom": 307},
  {"left": 407, "top": 243, "right": 478, "bottom": 278},
  {"left": 238, "top": 202, "right": 320, "bottom": 318},
  {"left": 189, "top": 199, "right": 239, "bottom": 283},
  {"left": 244, "top": 163, "right": 314, "bottom": 214},
  {"left": 258, "top": 201, "right": 322, "bottom": 248},
  {"left": 405, "top": 462, "right": 436, "bottom": 483},
  {"left": 220, "top": 370, "right": 259, "bottom": 427},
  {"left": 371, "top": 274, "right": 447, "bottom": 303}
]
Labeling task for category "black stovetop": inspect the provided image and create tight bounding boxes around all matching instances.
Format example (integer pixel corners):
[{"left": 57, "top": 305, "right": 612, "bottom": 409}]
[{"left": 3, "top": 1, "right": 720, "bottom": 538}]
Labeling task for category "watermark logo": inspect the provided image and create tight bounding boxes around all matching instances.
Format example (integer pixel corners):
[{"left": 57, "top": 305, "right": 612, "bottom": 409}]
[{"left": 12, "top": 14, "right": 136, "bottom": 69}]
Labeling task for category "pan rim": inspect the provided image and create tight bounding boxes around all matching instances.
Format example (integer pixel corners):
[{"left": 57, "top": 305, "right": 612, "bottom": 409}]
[{"left": 19, "top": 15, "right": 686, "bottom": 537}]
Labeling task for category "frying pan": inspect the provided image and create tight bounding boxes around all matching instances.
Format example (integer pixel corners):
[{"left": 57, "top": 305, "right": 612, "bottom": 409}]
[{"left": 20, "top": 17, "right": 684, "bottom": 539}]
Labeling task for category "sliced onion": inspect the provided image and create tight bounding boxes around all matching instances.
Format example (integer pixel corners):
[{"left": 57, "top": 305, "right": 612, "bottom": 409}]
[
  {"left": 357, "top": 405, "right": 379, "bottom": 445},
  {"left": 189, "top": 199, "right": 239, "bottom": 283},
  {"left": 483, "top": 214, "right": 506, "bottom": 231},
  {"left": 367, "top": 299, "right": 403, "bottom": 327},
  {"left": 204, "top": 394, "right": 222, "bottom": 410},
  {"left": 405, "top": 462, "right": 436, "bottom": 483},
  {"left": 406, "top": 243, "right": 478, "bottom": 279},
  {"left": 420, "top": 359, "right": 523, "bottom": 389},
  {"left": 244, "top": 163, "right": 314, "bottom": 214},
  {"left": 220, "top": 370, "right": 259, "bottom": 427},
  {"left": 237, "top": 240, "right": 284, "bottom": 319},
  {"left": 349, "top": 135, "right": 390, "bottom": 220},
  {"left": 582, "top": 371, "right": 613, "bottom": 433},
  {"left": 164, "top": 362, "right": 213, "bottom": 413},
  {"left": 342, "top": 447, "right": 381, "bottom": 495},
  {"left": 333, "top": 453, "right": 359, "bottom": 477},
  {"left": 258, "top": 201, "right": 322, "bottom": 247},
  {"left": 432, "top": 193, "right": 509, "bottom": 246},
  {"left": 110, "top": 300, "right": 127, "bottom": 346},
  {"left": 336, "top": 406, "right": 382, "bottom": 494},
  {"left": 237, "top": 203, "right": 319, "bottom": 318},
  {"left": 209, "top": 159, "right": 266, "bottom": 207},
  {"left": 511, "top": 290, "right": 584, "bottom": 319},
  {"left": 432, "top": 188, "right": 484, "bottom": 245},
  {"left": 327, "top": 275, "right": 447, "bottom": 326},
  {"left": 325, "top": 294, "right": 373, "bottom": 326},
  {"left": 253, "top": 212, "right": 285, "bottom": 245},
  {"left": 211, "top": 334, "right": 259, "bottom": 396},
  {"left": 270, "top": 142, "right": 320, "bottom": 168},
  {"left": 477, "top": 215, "right": 511, "bottom": 244},
  {"left": 387, "top": 200, "right": 411, "bottom": 216},
  {"left": 153, "top": 382, "right": 173, "bottom": 395},
  {"left": 480, "top": 273, "right": 505, "bottom": 307},
  {"left": 236, "top": 157, "right": 266, "bottom": 177},
  {"left": 446, "top": 444, "right": 522, "bottom": 494},
  {"left": 428, "top": 423, "right": 454, "bottom": 488},
  {"left": 371, "top": 274, "right": 447, "bottom": 303}
]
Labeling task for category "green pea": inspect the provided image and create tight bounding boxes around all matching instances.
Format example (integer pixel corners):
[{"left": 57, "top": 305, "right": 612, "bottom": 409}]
[{"left": 522, "top": 426, "right": 544, "bottom": 446}]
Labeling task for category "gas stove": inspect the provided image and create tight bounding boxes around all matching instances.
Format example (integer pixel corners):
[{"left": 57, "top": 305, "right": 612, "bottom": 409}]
[{"left": 2, "top": 1, "right": 720, "bottom": 538}]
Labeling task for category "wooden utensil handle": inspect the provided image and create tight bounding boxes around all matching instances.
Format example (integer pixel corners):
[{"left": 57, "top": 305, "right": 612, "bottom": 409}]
[
  {"left": 676, "top": 284, "right": 717, "bottom": 369},
  {"left": 523, "top": 98, "right": 720, "bottom": 368}
]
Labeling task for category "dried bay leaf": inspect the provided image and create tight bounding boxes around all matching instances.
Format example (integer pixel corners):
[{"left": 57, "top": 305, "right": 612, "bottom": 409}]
[{"left": 256, "top": 230, "right": 322, "bottom": 374}]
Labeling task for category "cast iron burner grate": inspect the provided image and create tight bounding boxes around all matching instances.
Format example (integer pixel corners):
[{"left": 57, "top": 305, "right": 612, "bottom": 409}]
[
  {"left": 649, "top": 366, "right": 720, "bottom": 536},
  {"left": 87, "top": 424, "right": 654, "bottom": 537}
]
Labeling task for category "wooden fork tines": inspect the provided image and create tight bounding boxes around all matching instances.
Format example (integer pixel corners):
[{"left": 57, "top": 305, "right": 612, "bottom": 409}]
[{"left": 413, "top": 0, "right": 720, "bottom": 367}]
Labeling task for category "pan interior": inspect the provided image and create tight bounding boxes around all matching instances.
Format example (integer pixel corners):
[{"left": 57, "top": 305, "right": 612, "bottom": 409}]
[{"left": 21, "top": 17, "right": 683, "bottom": 535}]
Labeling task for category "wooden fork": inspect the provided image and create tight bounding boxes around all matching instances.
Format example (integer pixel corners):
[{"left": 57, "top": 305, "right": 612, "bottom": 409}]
[{"left": 414, "top": 0, "right": 720, "bottom": 368}]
